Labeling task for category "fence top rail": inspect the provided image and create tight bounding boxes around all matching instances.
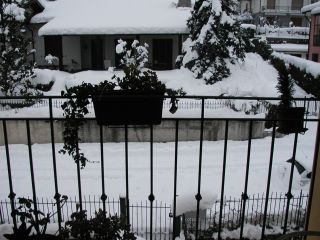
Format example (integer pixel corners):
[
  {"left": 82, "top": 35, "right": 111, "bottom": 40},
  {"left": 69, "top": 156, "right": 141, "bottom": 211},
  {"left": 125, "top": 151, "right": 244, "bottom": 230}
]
[
  {"left": 0, "top": 95, "right": 318, "bottom": 101},
  {"left": 0, "top": 117, "right": 319, "bottom": 122}
]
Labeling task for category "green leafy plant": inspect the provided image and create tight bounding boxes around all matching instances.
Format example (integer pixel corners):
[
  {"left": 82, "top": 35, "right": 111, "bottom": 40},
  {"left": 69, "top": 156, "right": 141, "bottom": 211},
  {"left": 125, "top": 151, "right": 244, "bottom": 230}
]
[
  {"left": 60, "top": 40, "right": 185, "bottom": 167},
  {"left": 4, "top": 196, "right": 67, "bottom": 240},
  {"left": 63, "top": 208, "right": 136, "bottom": 240}
]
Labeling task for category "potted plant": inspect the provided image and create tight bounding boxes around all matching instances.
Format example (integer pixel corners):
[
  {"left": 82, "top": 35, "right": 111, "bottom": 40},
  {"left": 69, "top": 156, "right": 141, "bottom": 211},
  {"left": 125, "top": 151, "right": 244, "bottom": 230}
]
[
  {"left": 60, "top": 40, "right": 184, "bottom": 167},
  {"left": 3, "top": 197, "right": 67, "bottom": 240},
  {"left": 272, "top": 57, "right": 305, "bottom": 134}
]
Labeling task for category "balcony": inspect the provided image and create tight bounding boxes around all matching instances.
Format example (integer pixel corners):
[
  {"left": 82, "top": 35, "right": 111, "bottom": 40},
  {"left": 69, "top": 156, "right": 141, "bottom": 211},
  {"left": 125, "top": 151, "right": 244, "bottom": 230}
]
[
  {"left": 262, "top": 5, "right": 304, "bottom": 15},
  {"left": 0, "top": 95, "right": 319, "bottom": 240}
]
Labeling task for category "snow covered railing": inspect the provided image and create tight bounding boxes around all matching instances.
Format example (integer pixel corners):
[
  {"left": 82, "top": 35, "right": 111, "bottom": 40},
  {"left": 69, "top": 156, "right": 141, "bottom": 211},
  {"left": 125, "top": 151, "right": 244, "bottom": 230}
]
[
  {"left": 0, "top": 97, "right": 319, "bottom": 115},
  {"left": 256, "top": 27, "right": 309, "bottom": 39}
]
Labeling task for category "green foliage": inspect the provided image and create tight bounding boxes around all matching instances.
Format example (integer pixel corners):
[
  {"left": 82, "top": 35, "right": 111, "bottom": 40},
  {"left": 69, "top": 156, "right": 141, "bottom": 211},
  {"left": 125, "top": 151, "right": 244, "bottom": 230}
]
[
  {"left": 271, "top": 57, "right": 295, "bottom": 108},
  {"left": 4, "top": 196, "right": 68, "bottom": 239},
  {"left": 63, "top": 209, "right": 136, "bottom": 240},
  {"left": 178, "top": 0, "right": 247, "bottom": 84},
  {"left": 249, "top": 38, "right": 273, "bottom": 61},
  {"left": 0, "top": 0, "right": 38, "bottom": 96},
  {"left": 289, "top": 64, "right": 320, "bottom": 98}
]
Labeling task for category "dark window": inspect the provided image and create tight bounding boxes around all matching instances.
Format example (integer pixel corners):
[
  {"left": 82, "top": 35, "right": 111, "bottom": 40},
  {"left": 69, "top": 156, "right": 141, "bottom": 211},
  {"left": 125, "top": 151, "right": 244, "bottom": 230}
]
[
  {"left": 291, "top": 17, "right": 302, "bottom": 27},
  {"left": 91, "top": 37, "right": 104, "bottom": 70},
  {"left": 291, "top": 0, "right": 303, "bottom": 10},
  {"left": 44, "top": 36, "right": 62, "bottom": 69},
  {"left": 314, "top": 16, "right": 320, "bottom": 47},
  {"left": 44, "top": 36, "right": 62, "bottom": 58},
  {"left": 267, "top": 0, "right": 276, "bottom": 9},
  {"left": 115, "top": 39, "right": 134, "bottom": 68},
  {"left": 291, "top": 54, "right": 302, "bottom": 58},
  {"left": 312, "top": 54, "right": 319, "bottom": 62},
  {"left": 153, "top": 39, "right": 173, "bottom": 70}
]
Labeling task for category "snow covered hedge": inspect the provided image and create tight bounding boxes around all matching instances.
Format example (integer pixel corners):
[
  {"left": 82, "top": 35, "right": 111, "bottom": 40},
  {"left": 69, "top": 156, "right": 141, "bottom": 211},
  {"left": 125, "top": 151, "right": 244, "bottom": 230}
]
[{"left": 272, "top": 52, "right": 320, "bottom": 98}]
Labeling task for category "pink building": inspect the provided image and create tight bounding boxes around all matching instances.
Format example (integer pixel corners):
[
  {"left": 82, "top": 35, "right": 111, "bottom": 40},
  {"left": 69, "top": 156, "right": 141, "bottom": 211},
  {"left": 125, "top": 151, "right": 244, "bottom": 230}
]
[{"left": 302, "top": 1, "right": 320, "bottom": 62}]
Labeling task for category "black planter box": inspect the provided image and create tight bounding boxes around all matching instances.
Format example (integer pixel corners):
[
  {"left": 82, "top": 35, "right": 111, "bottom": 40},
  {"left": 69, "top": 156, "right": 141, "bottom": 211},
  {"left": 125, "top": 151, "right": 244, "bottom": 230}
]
[
  {"left": 277, "top": 107, "right": 305, "bottom": 134},
  {"left": 92, "top": 90, "right": 164, "bottom": 126}
]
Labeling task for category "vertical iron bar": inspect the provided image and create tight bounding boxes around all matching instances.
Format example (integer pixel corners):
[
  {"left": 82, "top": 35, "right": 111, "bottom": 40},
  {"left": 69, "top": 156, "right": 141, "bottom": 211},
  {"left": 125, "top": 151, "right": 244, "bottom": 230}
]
[
  {"left": 125, "top": 125, "right": 130, "bottom": 225},
  {"left": 26, "top": 120, "right": 40, "bottom": 234},
  {"left": 240, "top": 120, "right": 253, "bottom": 240},
  {"left": 2, "top": 120, "right": 17, "bottom": 231},
  {"left": 76, "top": 133, "right": 83, "bottom": 212},
  {"left": 172, "top": 120, "right": 179, "bottom": 240},
  {"left": 283, "top": 132, "right": 299, "bottom": 234},
  {"left": 149, "top": 125, "right": 155, "bottom": 240},
  {"left": 100, "top": 125, "right": 107, "bottom": 213},
  {"left": 218, "top": 120, "right": 229, "bottom": 240},
  {"left": 261, "top": 121, "right": 276, "bottom": 238},
  {"left": 49, "top": 98, "right": 62, "bottom": 232},
  {"left": 195, "top": 98, "right": 205, "bottom": 240}
]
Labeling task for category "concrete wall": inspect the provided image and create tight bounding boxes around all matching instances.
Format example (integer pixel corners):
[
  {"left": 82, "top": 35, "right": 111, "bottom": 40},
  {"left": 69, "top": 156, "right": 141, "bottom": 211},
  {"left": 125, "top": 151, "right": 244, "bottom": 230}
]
[{"left": 0, "top": 120, "right": 265, "bottom": 145}]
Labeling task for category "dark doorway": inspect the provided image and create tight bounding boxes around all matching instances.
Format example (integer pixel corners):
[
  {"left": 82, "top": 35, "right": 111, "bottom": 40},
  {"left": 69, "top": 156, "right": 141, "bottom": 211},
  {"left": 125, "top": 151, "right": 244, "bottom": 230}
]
[
  {"left": 153, "top": 39, "right": 173, "bottom": 70},
  {"left": 91, "top": 37, "right": 104, "bottom": 70},
  {"left": 44, "top": 36, "right": 63, "bottom": 70},
  {"left": 114, "top": 39, "right": 134, "bottom": 68}
]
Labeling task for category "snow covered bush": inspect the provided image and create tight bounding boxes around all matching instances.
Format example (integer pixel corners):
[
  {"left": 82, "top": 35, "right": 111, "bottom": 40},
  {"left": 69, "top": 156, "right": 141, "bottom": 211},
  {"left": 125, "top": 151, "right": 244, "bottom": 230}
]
[
  {"left": 0, "top": 0, "right": 38, "bottom": 97},
  {"left": 45, "top": 54, "right": 59, "bottom": 65},
  {"left": 177, "top": 0, "right": 247, "bottom": 84},
  {"left": 62, "top": 209, "right": 136, "bottom": 240},
  {"left": 271, "top": 57, "right": 295, "bottom": 108},
  {"left": 248, "top": 38, "right": 273, "bottom": 61}
]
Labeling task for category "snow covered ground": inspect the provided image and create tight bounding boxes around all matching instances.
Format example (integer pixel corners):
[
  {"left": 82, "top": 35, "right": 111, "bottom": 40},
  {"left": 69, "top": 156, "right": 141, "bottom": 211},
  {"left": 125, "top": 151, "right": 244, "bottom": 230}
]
[
  {"left": 0, "top": 121, "right": 316, "bottom": 203},
  {"left": 0, "top": 53, "right": 311, "bottom": 118},
  {"left": 39, "top": 53, "right": 306, "bottom": 98}
]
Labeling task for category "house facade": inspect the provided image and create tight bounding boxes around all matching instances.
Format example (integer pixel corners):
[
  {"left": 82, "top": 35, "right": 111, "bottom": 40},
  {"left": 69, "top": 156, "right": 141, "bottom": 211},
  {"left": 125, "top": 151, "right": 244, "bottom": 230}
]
[
  {"left": 240, "top": 0, "right": 316, "bottom": 27},
  {"left": 302, "top": 1, "right": 320, "bottom": 62},
  {"left": 30, "top": 0, "right": 191, "bottom": 72}
]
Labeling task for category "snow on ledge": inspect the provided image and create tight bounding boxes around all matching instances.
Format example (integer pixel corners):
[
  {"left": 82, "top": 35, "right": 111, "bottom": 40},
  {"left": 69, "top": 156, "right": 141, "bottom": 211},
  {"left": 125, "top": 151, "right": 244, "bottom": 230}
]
[{"left": 271, "top": 44, "right": 308, "bottom": 53}]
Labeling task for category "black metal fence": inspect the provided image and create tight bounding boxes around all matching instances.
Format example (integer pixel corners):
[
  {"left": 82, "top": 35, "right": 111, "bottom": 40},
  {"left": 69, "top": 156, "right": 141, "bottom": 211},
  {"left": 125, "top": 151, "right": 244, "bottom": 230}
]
[
  {"left": 0, "top": 192, "right": 309, "bottom": 240},
  {"left": 0, "top": 95, "right": 319, "bottom": 240}
]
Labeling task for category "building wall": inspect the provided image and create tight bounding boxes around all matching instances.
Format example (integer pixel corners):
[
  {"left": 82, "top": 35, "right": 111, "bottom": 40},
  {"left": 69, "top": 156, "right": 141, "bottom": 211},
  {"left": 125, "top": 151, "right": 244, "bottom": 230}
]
[
  {"left": 308, "top": 15, "right": 320, "bottom": 62},
  {"left": 32, "top": 24, "right": 46, "bottom": 67},
  {"left": 32, "top": 33, "right": 183, "bottom": 71},
  {"left": 242, "top": 0, "right": 312, "bottom": 27},
  {"left": 79, "top": 34, "right": 182, "bottom": 71}
]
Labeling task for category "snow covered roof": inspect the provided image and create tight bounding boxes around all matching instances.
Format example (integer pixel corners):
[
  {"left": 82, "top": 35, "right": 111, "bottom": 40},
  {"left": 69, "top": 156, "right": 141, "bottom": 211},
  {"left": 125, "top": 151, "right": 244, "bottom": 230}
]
[
  {"left": 311, "top": 6, "right": 320, "bottom": 15},
  {"left": 31, "top": 0, "right": 192, "bottom": 36},
  {"left": 301, "top": 1, "right": 320, "bottom": 14}
]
